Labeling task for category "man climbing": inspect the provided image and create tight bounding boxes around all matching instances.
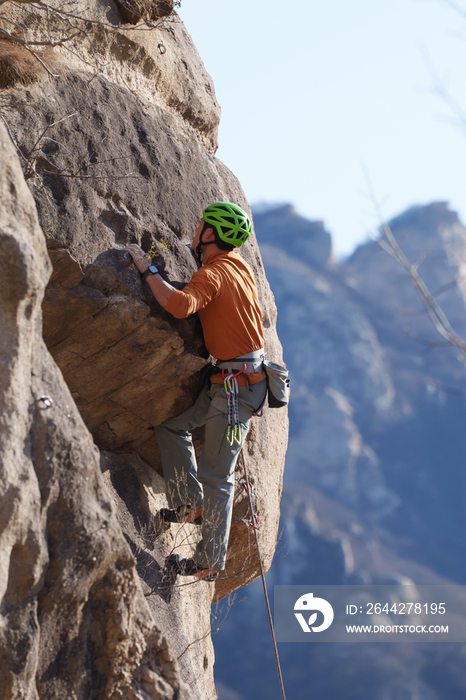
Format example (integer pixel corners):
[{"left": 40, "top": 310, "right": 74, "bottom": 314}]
[{"left": 125, "top": 202, "right": 267, "bottom": 582}]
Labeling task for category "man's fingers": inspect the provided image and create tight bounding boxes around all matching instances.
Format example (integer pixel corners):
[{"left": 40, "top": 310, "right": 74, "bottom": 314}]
[
  {"left": 123, "top": 244, "right": 151, "bottom": 273},
  {"left": 125, "top": 244, "right": 146, "bottom": 260}
]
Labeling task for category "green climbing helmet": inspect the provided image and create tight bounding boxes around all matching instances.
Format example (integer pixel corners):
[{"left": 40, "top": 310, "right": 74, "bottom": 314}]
[{"left": 202, "top": 202, "right": 252, "bottom": 248}]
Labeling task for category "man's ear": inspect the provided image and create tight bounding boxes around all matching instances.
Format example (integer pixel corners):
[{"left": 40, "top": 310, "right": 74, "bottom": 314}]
[{"left": 203, "top": 226, "right": 216, "bottom": 241}]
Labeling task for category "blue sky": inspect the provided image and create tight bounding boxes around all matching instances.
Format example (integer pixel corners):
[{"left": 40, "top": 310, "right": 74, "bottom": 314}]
[{"left": 178, "top": 0, "right": 466, "bottom": 259}]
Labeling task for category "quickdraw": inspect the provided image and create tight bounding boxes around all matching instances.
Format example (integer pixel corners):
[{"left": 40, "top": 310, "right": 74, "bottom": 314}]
[{"left": 222, "top": 363, "right": 246, "bottom": 445}]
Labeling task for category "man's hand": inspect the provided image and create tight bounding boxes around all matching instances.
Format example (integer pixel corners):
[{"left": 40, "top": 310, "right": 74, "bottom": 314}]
[
  {"left": 124, "top": 242, "right": 175, "bottom": 308},
  {"left": 125, "top": 244, "right": 151, "bottom": 273}
]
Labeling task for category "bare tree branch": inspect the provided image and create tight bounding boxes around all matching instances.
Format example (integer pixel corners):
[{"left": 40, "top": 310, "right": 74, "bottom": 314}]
[
  {"left": 421, "top": 46, "right": 466, "bottom": 136},
  {"left": 403, "top": 327, "right": 452, "bottom": 356},
  {"left": 442, "top": 0, "right": 466, "bottom": 22},
  {"left": 26, "top": 112, "right": 78, "bottom": 159},
  {"left": 362, "top": 163, "right": 466, "bottom": 356},
  {"left": 425, "top": 377, "right": 466, "bottom": 395}
]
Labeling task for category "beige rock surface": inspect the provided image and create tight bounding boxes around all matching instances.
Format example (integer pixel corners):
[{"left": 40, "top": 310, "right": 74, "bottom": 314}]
[
  {"left": 0, "top": 2, "right": 288, "bottom": 696},
  {"left": 100, "top": 451, "right": 217, "bottom": 696},
  {"left": 0, "top": 0, "right": 220, "bottom": 151},
  {"left": 0, "top": 0, "right": 287, "bottom": 588},
  {"left": 0, "top": 121, "right": 198, "bottom": 700}
]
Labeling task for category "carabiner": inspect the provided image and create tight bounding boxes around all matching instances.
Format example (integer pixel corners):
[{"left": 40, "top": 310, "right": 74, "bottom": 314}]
[
  {"left": 226, "top": 423, "right": 242, "bottom": 446},
  {"left": 232, "top": 424, "right": 242, "bottom": 445}
]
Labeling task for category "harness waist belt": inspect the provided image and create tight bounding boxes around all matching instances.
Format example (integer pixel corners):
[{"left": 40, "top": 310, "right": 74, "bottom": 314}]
[{"left": 218, "top": 348, "right": 266, "bottom": 375}]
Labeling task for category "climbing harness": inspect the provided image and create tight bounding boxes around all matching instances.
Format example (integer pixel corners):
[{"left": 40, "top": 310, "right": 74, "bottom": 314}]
[
  {"left": 239, "top": 449, "right": 287, "bottom": 700},
  {"left": 223, "top": 363, "right": 246, "bottom": 445}
]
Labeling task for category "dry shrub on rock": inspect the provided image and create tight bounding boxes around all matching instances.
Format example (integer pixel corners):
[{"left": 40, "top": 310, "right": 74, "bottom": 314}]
[
  {"left": 0, "top": 41, "right": 57, "bottom": 88},
  {"left": 114, "top": 0, "right": 175, "bottom": 25}
]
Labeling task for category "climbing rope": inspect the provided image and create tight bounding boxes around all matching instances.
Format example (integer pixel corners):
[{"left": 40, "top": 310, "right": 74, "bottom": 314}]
[{"left": 238, "top": 449, "right": 287, "bottom": 700}]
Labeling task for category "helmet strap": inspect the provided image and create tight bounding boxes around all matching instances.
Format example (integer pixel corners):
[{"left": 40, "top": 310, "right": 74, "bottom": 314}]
[{"left": 195, "top": 223, "right": 216, "bottom": 265}]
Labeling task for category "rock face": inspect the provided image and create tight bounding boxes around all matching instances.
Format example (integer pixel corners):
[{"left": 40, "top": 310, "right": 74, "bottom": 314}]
[
  {"left": 0, "top": 4, "right": 288, "bottom": 699},
  {"left": 0, "top": 120, "right": 197, "bottom": 700},
  {"left": 43, "top": 245, "right": 206, "bottom": 468}
]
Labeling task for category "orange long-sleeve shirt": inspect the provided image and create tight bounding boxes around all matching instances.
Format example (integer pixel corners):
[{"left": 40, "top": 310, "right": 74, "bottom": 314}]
[{"left": 165, "top": 250, "right": 265, "bottom": 385}]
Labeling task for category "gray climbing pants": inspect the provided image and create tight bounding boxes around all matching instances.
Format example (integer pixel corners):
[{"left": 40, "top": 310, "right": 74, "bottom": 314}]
[{"left": 154, "top": 379, "right": 267, "bottom": 571}]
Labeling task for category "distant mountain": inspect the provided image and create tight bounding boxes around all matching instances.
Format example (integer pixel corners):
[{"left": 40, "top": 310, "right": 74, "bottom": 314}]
[
  {"left": 214, "top": 201, "right": 466, "bottom": 700},
  {"left": 253, "top": 203, "right": 334, "bottom": 269}
]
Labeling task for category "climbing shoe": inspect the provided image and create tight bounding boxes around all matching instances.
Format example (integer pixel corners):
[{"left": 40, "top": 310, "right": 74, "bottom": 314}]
[
  {"left": 159, "top": 504, "right": 203, "bottom": 525},
  {"left": 165, "top": 554, "right": 219, "bottom": 582}
]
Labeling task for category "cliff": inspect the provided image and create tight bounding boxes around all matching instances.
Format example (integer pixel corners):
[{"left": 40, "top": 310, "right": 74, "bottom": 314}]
[{"left": 0, "top": 3, "right": 288, "bottom": 698}]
